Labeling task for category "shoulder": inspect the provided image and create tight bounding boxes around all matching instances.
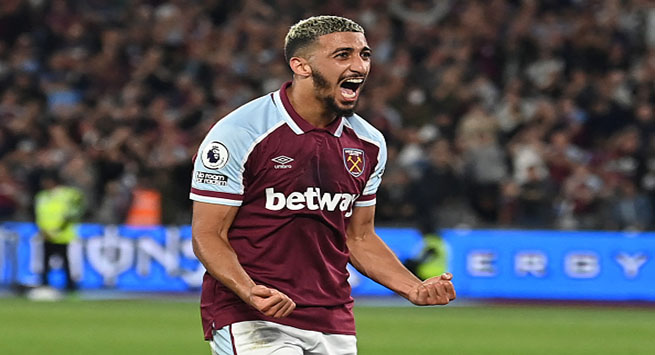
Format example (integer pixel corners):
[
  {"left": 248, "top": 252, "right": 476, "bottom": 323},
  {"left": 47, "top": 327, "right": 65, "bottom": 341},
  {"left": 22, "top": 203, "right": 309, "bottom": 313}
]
[
  {"left": 56, "top": 186, "right": 84, "bottom": 199},
  {"left": 205, "top": 94, "right": 283, "bottom": 143},
  {"left": 198, "top": 93, "right": 285, "bottom": 168},
  {"left": 35, "top": 190, "right": 47, "bottom": 201},
  {"left": 344, "top": 113, "right": 386, "bottom": 148},
  {"left": 211, "top": 94, "right": 277, "bottom": 131}
]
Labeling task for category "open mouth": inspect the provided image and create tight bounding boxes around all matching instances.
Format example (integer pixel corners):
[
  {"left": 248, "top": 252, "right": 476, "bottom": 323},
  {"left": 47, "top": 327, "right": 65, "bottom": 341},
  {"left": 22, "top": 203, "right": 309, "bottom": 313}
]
[{"left": 339, "top": 77, "right": 364, "bottom": 101}]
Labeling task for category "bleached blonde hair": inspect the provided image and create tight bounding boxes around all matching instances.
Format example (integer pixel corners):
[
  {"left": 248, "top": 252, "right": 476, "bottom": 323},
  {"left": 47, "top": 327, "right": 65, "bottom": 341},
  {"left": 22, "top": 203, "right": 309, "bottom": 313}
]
[{"left": 284, "top": 15, "right": 365, "bottom": 62}]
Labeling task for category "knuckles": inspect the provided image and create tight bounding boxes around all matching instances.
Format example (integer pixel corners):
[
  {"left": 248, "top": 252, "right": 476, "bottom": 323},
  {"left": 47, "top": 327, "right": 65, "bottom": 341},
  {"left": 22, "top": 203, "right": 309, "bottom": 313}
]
[{"left": 412, "top": 280, "right": 456, "bottom": 305}]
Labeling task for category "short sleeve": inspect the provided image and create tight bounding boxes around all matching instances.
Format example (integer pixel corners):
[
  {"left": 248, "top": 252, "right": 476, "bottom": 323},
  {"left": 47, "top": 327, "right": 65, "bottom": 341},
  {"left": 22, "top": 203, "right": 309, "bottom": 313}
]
[
  {"left": 190, "top": 123, "right": 250, "bottom": 206},
  {"left": 355, "top": 134, "right": 387, "bottom": 207}
]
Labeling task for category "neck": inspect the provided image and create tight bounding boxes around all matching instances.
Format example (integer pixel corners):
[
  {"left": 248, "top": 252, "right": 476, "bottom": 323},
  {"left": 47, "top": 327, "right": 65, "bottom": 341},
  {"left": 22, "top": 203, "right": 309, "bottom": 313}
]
[{"left": 286, "top": 79, "right": 338, "bottom": 128}]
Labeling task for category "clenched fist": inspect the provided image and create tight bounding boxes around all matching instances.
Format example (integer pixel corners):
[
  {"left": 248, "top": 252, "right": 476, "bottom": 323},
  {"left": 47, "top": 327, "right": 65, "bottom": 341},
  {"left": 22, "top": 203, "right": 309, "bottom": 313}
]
[
  {"left": 248, "top": 285, "right": 296, "bottom": 318},
  {"left": 408, "top": 273, "right": 456, "bottom": 306}
]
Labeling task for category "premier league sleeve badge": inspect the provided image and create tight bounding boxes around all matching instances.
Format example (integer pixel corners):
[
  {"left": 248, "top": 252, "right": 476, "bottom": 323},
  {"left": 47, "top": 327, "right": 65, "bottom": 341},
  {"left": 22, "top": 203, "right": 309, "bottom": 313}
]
[{"left": 201, "top": 141, "right": 229, "bottom": 170}]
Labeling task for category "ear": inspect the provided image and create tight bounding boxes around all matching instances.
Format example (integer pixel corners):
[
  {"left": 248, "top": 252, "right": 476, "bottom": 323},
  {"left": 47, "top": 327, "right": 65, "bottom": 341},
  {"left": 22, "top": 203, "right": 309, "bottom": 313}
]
[{"left": 289, "top": 57, "right": 312, "bottom": 78}]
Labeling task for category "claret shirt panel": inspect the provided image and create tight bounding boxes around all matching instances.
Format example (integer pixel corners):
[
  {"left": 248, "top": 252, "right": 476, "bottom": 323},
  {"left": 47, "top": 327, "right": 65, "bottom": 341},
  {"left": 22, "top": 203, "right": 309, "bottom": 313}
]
[{"left": 190, "top": 82, "right": 387, "bottom": 339}]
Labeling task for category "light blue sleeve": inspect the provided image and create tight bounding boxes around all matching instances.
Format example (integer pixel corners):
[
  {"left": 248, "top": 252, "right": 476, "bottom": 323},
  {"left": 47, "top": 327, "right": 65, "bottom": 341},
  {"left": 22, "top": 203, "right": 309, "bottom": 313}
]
[
  {"left": 189, "top": 94, "right": 284, "bottom": 206},
  {"left": 363, "top": 133, "right": 387, "bottom": 196},
  {"left": 190, "top": 120, "right": 252, "bottom": 206}
]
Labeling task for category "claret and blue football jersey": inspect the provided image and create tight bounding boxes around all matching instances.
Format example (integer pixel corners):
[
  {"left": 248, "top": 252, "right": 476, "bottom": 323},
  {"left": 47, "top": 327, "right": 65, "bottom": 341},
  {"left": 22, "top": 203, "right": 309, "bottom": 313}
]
[{"left": 190, "top": 82, "right": 387, "bottom": 339}]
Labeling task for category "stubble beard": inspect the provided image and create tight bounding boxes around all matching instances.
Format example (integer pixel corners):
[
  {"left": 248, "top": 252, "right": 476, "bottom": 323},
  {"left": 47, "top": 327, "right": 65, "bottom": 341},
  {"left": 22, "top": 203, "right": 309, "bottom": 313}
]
[{"left": 312, "top": 68, "right": 356, "bottom": 118}]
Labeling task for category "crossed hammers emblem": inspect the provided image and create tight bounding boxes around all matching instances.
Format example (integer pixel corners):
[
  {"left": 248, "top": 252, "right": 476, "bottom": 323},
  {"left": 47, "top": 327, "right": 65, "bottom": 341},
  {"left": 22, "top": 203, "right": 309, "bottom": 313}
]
[{"left": 347, "top": 155, "right": 362, "bottom": 173}]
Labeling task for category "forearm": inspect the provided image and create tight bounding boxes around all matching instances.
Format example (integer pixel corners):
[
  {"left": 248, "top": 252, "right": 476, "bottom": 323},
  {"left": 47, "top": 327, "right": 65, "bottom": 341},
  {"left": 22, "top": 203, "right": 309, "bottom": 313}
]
[
  {"left": 192, "top": 231, "right": 256, "bottom": 302},
  {"left": 190, "top": 202, "right": 295, "bottom": 317},
  {"left": 348, "top": 233, "right": 422, "bottom": 299},
  {"left": 191, "top": 202, "right": 256, "bottom": 301}
]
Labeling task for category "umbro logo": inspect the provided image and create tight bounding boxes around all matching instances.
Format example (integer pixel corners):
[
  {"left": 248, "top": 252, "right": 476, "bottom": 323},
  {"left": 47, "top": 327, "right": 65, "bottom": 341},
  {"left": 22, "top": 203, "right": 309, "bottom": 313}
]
[
  {"left": 272, "top": 155, "right": 294, "bottom": 169},
  {"left": 272, "top": 156, "right": 294, "bottom": 164}
]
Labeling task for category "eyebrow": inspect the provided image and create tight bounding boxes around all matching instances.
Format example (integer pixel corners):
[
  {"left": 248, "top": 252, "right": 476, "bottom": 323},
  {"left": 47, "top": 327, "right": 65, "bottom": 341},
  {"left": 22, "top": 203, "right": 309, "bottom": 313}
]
[{"left": 330, "top": 46, "right": 372, "bottom": 55}]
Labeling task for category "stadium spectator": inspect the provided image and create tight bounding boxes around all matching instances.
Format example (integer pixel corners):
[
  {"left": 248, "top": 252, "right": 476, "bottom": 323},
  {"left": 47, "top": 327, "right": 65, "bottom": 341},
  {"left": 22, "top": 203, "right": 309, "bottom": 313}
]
[
  {"left": 608, "top": 178, "right": 653, "bottom": 230},
  {"left": 0, "top": 164, "right": 22, "bottom": 220},
  {"left": 376, "top": 145, "right": 417, "bottom": 224},
  {"left": 516, "top": 165, "right": 556, "bottom": 228},
  {"left": 34, "top": 170, "right": 85, "bottom": 291},
  {"left": 557, "top": 164, "right": 606, "bottom": 230},
  {"left": 411, "top": 138, "right": 465, "bottom": 230},
  {"left": 0, "top": 0, "right": 653, "bottom": 232}
]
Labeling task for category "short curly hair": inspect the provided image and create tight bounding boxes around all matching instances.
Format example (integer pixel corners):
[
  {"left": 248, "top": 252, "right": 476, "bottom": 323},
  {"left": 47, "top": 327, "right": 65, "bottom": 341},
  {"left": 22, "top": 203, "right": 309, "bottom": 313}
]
[{"left": 284, "top": 15, "right": 365, "bottom": 63}]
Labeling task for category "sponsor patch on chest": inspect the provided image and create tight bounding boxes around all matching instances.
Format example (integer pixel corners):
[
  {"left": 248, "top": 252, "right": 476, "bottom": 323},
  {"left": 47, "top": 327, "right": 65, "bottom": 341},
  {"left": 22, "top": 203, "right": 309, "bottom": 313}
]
[{"left": 265, "top": 187, "right": 359, "bottom": 217}]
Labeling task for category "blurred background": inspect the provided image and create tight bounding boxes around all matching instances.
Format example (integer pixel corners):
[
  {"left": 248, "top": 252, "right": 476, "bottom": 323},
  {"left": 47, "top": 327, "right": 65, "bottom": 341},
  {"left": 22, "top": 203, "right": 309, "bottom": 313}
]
[
  {"left": 1, "top": 0, "right": 655, "bottom": 354},
  {"left": 1, "top": 0, "right": 655, "bottom": 230}
]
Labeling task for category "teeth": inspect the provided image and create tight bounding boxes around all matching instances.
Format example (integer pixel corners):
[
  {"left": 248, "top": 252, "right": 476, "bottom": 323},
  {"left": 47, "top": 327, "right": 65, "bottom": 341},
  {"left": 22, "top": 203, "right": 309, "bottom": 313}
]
[
  {"left": 342, "top": 90, "right": 356, "bottom": 98},
  {"left": 345, "top": 78, "right": 363, "bottom": 84}
]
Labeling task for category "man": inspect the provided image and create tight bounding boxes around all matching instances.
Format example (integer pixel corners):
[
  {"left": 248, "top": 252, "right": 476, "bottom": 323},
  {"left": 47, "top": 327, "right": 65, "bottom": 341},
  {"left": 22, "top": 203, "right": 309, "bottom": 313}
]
[
  {"left": 191, "top": 16, "right": 456, "bottom": 355},
  {"left": 34, "top": 170, "right": 85, "bottom": 292}
]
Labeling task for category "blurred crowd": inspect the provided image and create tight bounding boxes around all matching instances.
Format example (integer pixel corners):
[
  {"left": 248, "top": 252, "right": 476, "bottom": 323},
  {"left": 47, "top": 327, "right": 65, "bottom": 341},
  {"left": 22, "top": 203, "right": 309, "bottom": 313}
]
[{"left": 1, "top": 0, "right": 655, "bottom": 231}]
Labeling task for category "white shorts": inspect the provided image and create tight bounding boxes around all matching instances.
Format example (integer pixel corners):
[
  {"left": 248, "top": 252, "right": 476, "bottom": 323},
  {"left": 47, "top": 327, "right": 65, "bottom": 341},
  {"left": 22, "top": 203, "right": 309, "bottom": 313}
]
[{"left": 210, "top": 320, "right": 357, "bottom": 355}]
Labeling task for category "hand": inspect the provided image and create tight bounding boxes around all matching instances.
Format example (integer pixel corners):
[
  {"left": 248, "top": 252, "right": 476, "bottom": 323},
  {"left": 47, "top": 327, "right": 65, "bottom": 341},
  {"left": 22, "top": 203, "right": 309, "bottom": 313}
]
[
  {"left": 408, "top": 273, "right": 456, "bottom": 306},
  {"left": 248, "top": 285, "right": 296, "bottom": 318}
]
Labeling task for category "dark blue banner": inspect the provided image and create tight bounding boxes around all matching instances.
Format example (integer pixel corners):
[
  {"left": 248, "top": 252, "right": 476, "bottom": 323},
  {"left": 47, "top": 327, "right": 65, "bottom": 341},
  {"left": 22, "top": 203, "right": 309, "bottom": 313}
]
[
  {"left": 442, "top": 229, "right": 655, "bottom": 301},
  {"left": 0, "top": 223, "right": 203, "bottom": 291},
  {"left": 4, "top": 223, "right": 654, "bottom": 301},
  {"left": 0, "top": 223, "right": 423, "bottom": 295}
]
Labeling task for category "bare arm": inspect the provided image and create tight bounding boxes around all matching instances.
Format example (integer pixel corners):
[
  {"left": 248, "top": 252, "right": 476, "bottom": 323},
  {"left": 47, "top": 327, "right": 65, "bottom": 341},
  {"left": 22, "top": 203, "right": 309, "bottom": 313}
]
[
  {"left": 192, "top": 201, "right": 295, "bottom": 317},
  {"left": 346, "top": 205, "right": 455, "bottom": 305}
]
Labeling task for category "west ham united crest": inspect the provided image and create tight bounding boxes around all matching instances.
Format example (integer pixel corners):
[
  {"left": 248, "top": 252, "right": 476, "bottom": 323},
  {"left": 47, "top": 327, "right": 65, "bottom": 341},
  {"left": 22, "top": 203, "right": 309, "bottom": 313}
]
[{"left": 343, "top": 148, "right": 365, "bottom": 177}]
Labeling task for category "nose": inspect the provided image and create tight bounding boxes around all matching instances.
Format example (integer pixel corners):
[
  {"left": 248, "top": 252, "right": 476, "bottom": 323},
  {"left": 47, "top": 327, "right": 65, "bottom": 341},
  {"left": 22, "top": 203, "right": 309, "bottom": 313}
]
[{"left": 349, "top": 55, "right": 369, "bottom": 75}]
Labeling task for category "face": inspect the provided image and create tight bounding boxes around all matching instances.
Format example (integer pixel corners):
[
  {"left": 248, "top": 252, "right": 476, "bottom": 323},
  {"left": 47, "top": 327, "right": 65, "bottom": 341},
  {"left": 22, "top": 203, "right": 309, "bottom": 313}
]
[{"left": 307, "top": 32, "right": 371, "bottom": 117}]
